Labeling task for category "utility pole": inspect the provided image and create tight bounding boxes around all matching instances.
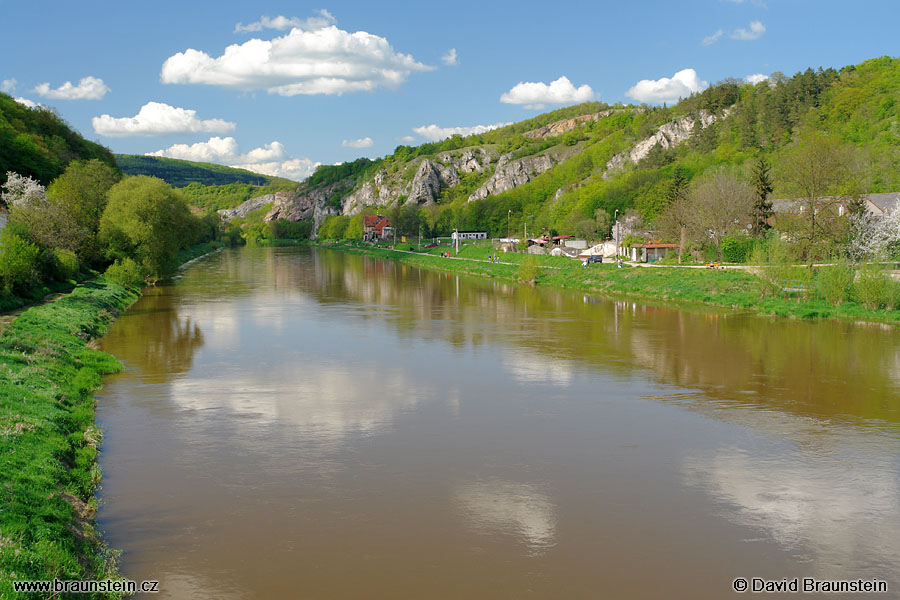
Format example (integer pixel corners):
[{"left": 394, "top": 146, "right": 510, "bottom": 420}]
[
  {"left": 418, "top": 223, "right": 421, "bottom": 250},
  {"left": 507, "top": 209, "right": 511, "bottom": 243},
  {"left": 614, "top": 209, "right": 619, "bottom": 264}
]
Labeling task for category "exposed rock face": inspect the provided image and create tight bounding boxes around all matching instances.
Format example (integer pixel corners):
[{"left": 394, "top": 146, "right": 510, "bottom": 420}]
[
  {"left": 218, "top": 194, "right": 276, "bottom": 221},
  {"left": 523, "top": 108, "right": 646, "bottom": 139},
  {"left": 468, "top": 153, "right": 556, "bottom": 202},
  {"left": 218, "top": 183, "right": 345, "bottom": 239},
  {"left": 341, "top": 149, "right": 498, "bottom": 215},
  {"left": 408, "top": 159, "right": 444, "bottom": 206},
  {"left": 605, "top": 110, "right": 726, "bottom": 173},
  {"left": 436, "top": 148, "right": 492, "bottom": 173}
]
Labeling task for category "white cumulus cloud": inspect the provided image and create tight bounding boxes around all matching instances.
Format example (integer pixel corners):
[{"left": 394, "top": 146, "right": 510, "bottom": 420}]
[
  {"left": 147, "top": 136, "right": 320, "bottom": 181},
  {"left": 92, "top": 102, "right": 236, "bottom": 137},
  {"left": 14, "top": 97, "right": 38, "bottom": 108},
  {"left": 442, "top": 48, "right": 458, "bottom": 66},
  {"left": 500, "top": 76, "right": 594, "bottom": 109},
  {"left": 413, "top": 122, "right": 511, "bottom": 142},
  {"left": 625, "top": 68, "right": 709, "bottom": 104},
  {"left": 161, "top": 14, "right": 433, "bottom": 96},
  {"left": 396, "top": 135, "right": 416, "bottom": 143},
  {"left": 731, "top": 20, "right": 766, "bottom": 40},
  {"left": 702, "top": 29, "right": 724, "bottom": 46},
  {"left": 234, "top": 10, "right": 336, "bottom": 33},
  {"left": 341, "top": 137, "right": 373, "bottom": 148},
  {"left": 746, "top": 73, "right": 770, "bottom": 84},
  {"left": 1, "top": 79, "right": 17, "bottom": 93},
  {"left": 34, "top": 76, "right": 109, "bottom": 100}
]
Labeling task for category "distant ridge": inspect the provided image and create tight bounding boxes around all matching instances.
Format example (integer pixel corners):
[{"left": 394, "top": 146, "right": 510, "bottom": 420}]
[{"left": 114, "top": 154, "right": 293, "bottom": 188}]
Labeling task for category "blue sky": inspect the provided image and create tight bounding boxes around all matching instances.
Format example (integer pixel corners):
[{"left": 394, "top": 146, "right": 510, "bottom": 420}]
[{"left": 1, "top": 0, "right": 896, "bottom": 180}]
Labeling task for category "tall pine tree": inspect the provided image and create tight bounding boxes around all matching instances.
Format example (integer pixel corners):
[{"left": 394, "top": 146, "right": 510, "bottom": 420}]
[{"left": 752, "top": 157, "right": 774, "bottom": 236}]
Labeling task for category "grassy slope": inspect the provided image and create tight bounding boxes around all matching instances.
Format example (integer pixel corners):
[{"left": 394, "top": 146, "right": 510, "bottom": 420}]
[
  {"left": 321, "top": 241, "right": 900, "bottom": 324},
  {"left": 0, "top": 93, "right": 117, "bottom": 186},
  {"left": 0, "top": 241, "right": 219, "bottom": 599},
  {"left": 0, "top": 280, "right": 138, "bottom": 599}
]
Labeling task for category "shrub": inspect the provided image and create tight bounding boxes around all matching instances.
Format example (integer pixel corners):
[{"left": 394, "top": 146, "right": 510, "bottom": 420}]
[
  {"left": 103, "top": 257, "right": 146, "bottom": 289},
  {"left": 52, "top": 249, "right": 80, "bottom": 281},
  {"left": 721, "top": 236, "right": 755, "bottom": 263},
  {"left": 518, "top": 255, "right": 539, "bottom": 284},
  {"left": 853, "top": 265, "right": 892, "bottom": 310},
  {"left": 268, "top": 219, "right": 312, "bottom": 239},
  {"left": 816, "top": 260, "right": 855, "bottom": 305},
  {"left": 0, "top": 228, "right": 40, "bottom": 295}
]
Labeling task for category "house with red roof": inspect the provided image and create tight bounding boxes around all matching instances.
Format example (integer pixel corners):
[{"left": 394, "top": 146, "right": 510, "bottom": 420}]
[{"left": 363, "top": 215, "right": 393, "bottom": 241}]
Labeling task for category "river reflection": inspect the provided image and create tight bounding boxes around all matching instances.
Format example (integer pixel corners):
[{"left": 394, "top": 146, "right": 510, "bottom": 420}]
[{"left": 97, "top": 247, "right": 900, "bottom": 599}]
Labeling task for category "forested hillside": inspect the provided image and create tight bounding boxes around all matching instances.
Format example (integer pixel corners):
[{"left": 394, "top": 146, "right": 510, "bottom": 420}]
[
  {"left": 115, "top": 154, "right": 291, "bottom": 187},
  {"left": 287, "top": 55, "right": 900, "bottom": 250},
  {"left": 0, "top": 93, "right": 116, "bottom": 186}
]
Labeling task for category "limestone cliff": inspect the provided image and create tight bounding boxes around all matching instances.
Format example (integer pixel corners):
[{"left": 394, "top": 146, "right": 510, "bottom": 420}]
[
  {"left": 522, "top": 109, "right": 637, "bottom": 139},
  {"left": 605, "top": 110, "right": 727, "bottom": 173},
  {"left": 467, "top": 153, "right": 556, "bottom": 202},
  {"left": 341, "top": 148, "right": 495, "bottom": 215}
]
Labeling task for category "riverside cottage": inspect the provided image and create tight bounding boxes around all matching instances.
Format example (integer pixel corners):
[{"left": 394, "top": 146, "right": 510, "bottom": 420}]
[{"left": 363, "top": 215, "right": 393, "bottom": 241}]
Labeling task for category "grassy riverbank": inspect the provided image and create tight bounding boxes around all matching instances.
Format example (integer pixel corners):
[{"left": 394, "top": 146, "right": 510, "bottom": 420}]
[
  {"left": 318, "top": 241, "right": 900, "bottom": 324},
  {"left": 0, "top": 279, "right": 138, "bottom": 599},
  {"left": 0, "top": 240, "right": 219, "bottom": 599}
]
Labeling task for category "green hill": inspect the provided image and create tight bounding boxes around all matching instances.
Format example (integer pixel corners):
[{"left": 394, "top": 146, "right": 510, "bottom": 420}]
[
  {"left": 114, "top": 154, "right": 292, "bottom": 188},
  {"left": 303, "top": 55, "right": 900, "bottom": 242},
  {"left": 0, "top": 92, "right": 117, "bottom": 185}
]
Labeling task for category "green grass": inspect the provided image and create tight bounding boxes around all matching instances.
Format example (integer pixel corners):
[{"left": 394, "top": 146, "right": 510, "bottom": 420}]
[
  {"left": 321, "top": 241, "right": 900, "bottom": 324},
  {"left": 0, "top": 279, "right": 138, "bottom": 599}
]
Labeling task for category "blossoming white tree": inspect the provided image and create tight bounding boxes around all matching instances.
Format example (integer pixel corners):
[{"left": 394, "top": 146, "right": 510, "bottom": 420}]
[{"left": 849, "top": 207, "right": 900, "bottom": 260}]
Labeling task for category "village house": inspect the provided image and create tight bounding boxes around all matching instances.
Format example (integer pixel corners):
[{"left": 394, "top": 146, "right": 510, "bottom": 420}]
[
  {"left": 452, "top": 230, "right": 488, "bottom": 240},
  {"left": 363, "top": 215, "right": 393, "bottom": 241},
  {"left": 629, "top": 242, "right": 680, "bottom": 263},
  {"left": 771, "top": 192, "right": 900, "bottom": 219}
]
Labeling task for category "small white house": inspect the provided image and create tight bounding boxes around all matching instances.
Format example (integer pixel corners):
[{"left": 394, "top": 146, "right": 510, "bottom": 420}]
[{"left": 452, "top": 230, "right": 488, "bottom": 240}]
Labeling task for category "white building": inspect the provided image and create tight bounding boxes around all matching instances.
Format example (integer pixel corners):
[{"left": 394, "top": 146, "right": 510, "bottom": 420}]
[{"left": 452, "top": 230, "right": 488, "bottom": 240}]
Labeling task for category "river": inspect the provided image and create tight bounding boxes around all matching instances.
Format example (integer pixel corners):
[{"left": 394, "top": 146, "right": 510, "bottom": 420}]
[{"left": 96, "top": 246, "right": 900, "bottom": 599}]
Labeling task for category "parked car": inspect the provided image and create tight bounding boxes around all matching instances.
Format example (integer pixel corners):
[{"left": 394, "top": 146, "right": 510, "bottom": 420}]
[
  {"left": 425, "top": 243, "right": 439, "bottom": 248},
  {"left": 585, "top": 255, "right": 603, "bottom": 264}
]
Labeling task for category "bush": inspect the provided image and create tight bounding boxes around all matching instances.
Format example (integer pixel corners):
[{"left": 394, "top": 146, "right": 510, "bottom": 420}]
[
  {"left": 816, "top": 260, "right": 855, "bottom": 305},
  {"left": 518, "top": 255, "right": 539, "bottom": 284},
  {"left": 268, "top": 219, "right": 312, "bottom": 239},
  {"left": 100, "top": 176, "right": 196, "bottom": 280},
  {"left": 721, "top": 236, "right": 755, "bottom": 263},
  {"left": 0, "top": 228, "right": 40, "bottom": 295},
  {"left": 52, "top": 249, "right": 80, "bottom": 281},
  {"left": 103, "top": 257, "right": 146, "bottom": 289},
  {"left": 750, "top": 234, "right": 797, "bottom": 298},
  {"left": 853, "top": 265, "right": 897, "bottom": 310}
]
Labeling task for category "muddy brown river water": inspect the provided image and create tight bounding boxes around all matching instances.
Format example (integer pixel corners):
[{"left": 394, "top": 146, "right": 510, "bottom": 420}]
[{"left": 96, "top": 246, "right": 900, "bottom": 599}]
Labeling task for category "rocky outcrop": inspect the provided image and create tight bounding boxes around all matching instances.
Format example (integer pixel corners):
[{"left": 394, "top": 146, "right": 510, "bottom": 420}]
[
  {"left": 341, "top": 149, "right": 498, "bottom": 215},
  {"left": 407, "top": 159, "right": 444, "bottom": 206},
  {"left": 218, "top": 194, "right": 276, "bottom": 221},
  {"left": 218, "top": 182, "right": 345, "bottom": 239},
  {"left": 523, "top": 108, "right": 646, "bottom": 139},
  {"left": 436, "top": 148, "right": 492, "bottom": 173},
  {"left": 605, "top": 110, "right": 727, "bottom": 173},
  {"left": 467, "top": 153, "right": 556, "bottom": 202}
]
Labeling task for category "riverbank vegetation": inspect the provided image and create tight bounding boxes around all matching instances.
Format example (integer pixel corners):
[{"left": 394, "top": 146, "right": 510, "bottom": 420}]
[
  {"left": 321, "top": 239, "right": 900, "bottom": 323},
  {"left": 0, "top": 279, "right": 137, "bottom": 599}
]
